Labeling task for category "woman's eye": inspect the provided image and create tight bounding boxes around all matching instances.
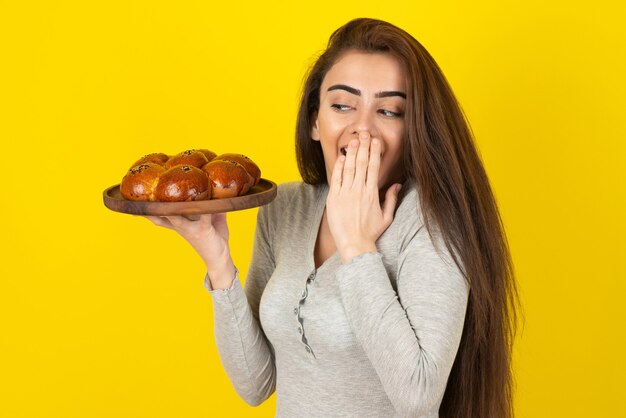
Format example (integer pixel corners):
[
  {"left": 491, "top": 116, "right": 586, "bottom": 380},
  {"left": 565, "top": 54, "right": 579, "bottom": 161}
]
[
  {"left": 331, "top": 104, "right": 352, "bottom": 112},
  {"left": 379, "top": 109, "right": 402, "bottom": 118}
]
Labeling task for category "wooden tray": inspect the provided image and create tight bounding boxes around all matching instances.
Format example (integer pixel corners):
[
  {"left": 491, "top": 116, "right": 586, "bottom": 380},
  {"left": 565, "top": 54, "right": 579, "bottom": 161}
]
[{"left": 103, "top": 178, "right": 277, "bottom": 217}]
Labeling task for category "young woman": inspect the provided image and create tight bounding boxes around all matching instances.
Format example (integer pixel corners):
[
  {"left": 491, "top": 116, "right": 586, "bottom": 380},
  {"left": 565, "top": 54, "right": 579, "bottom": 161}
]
[{"left": 147, "top": 18, "right": 519, "bottom": 418}]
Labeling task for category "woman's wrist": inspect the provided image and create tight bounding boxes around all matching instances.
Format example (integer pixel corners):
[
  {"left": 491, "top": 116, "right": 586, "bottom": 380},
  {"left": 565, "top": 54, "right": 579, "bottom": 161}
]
[
  {"left": 339, "top": 242, "right": 378, "bottom": 264},
  {"left": 206, "top": 258, "right": 236, "bottom": 290}
]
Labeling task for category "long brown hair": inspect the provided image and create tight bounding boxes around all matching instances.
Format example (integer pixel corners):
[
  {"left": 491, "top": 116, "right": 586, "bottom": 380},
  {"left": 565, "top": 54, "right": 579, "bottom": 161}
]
[{"left": 295, "top": 18, "right": 520, "bottom": 418}]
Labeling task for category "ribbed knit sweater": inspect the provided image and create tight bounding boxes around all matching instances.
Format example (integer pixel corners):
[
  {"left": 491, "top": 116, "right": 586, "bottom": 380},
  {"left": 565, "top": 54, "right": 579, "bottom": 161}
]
[{"left": 206, "top": 180, "right": 469, "bottom": 417}]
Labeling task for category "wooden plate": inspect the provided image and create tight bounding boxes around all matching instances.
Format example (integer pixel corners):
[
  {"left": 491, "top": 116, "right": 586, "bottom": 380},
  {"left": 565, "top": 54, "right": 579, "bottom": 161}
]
[{"left": 103, "top": 178, "right": 277, "bottom": 217}]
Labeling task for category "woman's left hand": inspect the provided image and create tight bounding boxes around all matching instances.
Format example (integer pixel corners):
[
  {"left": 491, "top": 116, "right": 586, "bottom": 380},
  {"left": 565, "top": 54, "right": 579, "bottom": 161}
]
[{"left": 326, "top": 132, "right": 403, "bottom": 263}]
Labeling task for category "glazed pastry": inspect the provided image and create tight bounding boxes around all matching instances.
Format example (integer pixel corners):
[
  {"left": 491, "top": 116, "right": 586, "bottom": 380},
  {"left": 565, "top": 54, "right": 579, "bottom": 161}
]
[
  {"left": 120, "top": 149, "right": 260, "bottom": 201},
  {"left": 120, "top": 163, "right": 166, "bottom": 201},
  {"left": 197, "top": 149, "right": 217, "bottom": 162},
  {"left": 165, "top": 149, "right": 209, "bottom": 169},
  {"left": 215, "top": 153, "right": 261, "bottom": 186},
  {"left": 154, "top": 165, "right": 210, "bottom": 202},
  {"left": 129, "top": 152, "right": 170, "bottom": 168},
  {"left": 202, "top": 159, "right": 251, "bottom": 199}
]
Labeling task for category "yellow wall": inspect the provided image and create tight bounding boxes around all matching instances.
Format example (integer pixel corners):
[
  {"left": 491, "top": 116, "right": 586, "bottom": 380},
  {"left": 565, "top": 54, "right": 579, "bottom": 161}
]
[{"left": 1, "top": 1, "right": 624, "bottom": 417}]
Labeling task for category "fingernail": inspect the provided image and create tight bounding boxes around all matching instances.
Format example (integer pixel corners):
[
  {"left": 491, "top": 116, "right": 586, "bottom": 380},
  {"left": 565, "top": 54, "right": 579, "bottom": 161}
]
[
  {"left": 350, "top": 139, "right": 358, "bottom": 148},
  {"left": 359, "top": 132, "right": 370, "bottom": 140}
]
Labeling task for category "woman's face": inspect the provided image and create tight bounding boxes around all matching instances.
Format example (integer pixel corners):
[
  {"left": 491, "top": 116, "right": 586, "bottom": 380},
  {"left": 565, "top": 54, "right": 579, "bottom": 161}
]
[{"left": 311, "top": 50, "right": 407, "bottom": 190}]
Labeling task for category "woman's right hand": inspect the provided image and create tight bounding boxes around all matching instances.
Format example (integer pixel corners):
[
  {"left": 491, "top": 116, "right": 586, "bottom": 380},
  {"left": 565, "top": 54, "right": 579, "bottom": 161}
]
[{"left": 144, "top": 213, "right": 236, "bottom": 290}]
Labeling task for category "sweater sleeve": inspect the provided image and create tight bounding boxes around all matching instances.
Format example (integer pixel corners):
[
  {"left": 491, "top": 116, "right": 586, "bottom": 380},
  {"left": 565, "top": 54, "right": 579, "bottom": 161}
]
[
  {"left": 335, "top": 224, "right": 469, "bottom": 417},
  {"left": 205, "top": 203, "right": 277, "bottom": 406}
]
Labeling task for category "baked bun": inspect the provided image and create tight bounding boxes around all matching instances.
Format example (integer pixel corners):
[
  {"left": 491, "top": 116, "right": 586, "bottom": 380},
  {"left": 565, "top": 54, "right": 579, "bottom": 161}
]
[
  {"left": 201, "top": 159, "right": 250, "bottom": 199},
  {"left": 154, "top": 165, "right": 210, "bottom": 202},
  {"left": 165, "top": 149, "right": 209, "bottom": 169},
  {"left": 215, "top": 153, "right": 261, "bottom": 186},
  {"left": 197, "top": 149, "right": 217, "bottom": 162},
  {"left": 130, "top": 152, "right": 170, "bottom": 169},
  {"left": 119, "top": 149, "right": 260, "bottom": 202},
  {"left": 120, "top": 163, "right": 166, "bottom": 201}
]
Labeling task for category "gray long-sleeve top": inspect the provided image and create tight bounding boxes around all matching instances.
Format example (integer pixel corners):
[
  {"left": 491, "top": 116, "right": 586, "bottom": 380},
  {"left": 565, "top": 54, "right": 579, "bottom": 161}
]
[{"left": 205, "top": 180, "right": 469, "bottom": 417}]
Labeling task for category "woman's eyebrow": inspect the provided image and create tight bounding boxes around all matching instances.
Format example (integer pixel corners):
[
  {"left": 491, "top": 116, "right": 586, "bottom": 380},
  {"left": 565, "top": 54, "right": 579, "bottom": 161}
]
[
  {"left": 327, "top": 84, "right": 361, "bottom": 95},
  {"left": 327, "top": 84, "right": 406, "bottom": 99},
  {"left": 375, "top": 90, "right": 406, "bottom": 99}
]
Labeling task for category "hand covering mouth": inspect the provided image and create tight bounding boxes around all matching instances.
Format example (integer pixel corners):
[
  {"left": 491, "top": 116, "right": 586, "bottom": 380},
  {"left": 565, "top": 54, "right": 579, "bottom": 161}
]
[{"left": 339, "top": 146, "right": 382, "bottom": 157}]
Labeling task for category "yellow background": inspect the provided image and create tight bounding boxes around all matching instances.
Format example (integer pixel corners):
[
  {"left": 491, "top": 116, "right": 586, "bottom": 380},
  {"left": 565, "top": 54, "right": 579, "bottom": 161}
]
[{"left": 1, "top": 1, "right": 624, "bottom": 417}]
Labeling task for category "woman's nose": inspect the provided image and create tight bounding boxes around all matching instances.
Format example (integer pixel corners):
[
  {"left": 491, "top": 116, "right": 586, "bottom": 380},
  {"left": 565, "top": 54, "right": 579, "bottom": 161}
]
[{"left": 350, "top": 108, "right": 378, "bottom": 138}]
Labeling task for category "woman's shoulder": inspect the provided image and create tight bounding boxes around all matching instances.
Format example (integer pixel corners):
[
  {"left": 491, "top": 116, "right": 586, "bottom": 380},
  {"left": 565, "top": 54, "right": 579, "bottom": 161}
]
[
  {"left": 274, "top": 180, "right": 322, "bottom": 207},
  {"left": 275, "top": 180, "right": 308, "bottom": 199},
  {"left": 260, "top": 180, "right": 322, "bottom": 220},
  {"left": 393, "top": 178, "right": 424, "bottom": 226},
  {"left": 393, "top": 179, "right": 464, "bottom": 273},
  {"left": 276, "top": 180, "right": 318, "bottom": 196}
]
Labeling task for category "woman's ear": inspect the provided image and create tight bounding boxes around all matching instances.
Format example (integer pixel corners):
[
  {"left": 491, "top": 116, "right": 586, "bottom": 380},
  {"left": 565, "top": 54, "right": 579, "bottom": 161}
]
[{"left": 310, "top": 112, "right": 320, "bottom": 141}]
